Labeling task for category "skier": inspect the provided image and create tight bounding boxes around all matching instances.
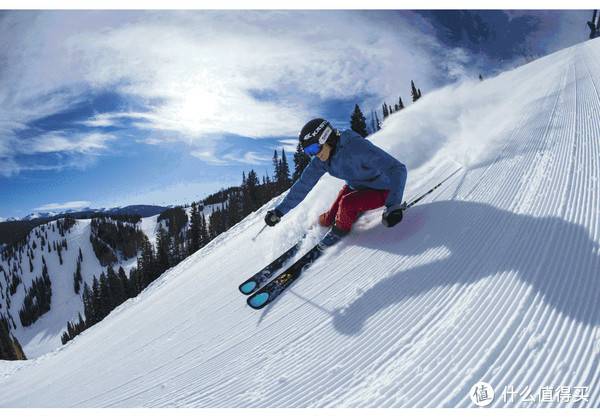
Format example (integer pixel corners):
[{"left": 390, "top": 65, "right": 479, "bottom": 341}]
[{"left": 264, "top": 118, "right": 408, "bottom": 246}]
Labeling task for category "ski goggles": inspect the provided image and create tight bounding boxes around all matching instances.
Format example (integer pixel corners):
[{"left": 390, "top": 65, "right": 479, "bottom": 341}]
[{"left": 303, "top": 142, "right": 322, "bottom": 156}]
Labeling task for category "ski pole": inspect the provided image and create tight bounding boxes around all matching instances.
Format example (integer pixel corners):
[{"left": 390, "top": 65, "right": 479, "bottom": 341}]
[
  {"left": 404, "top": 167, "right": 462, "bottom": 210},
  {"left": 252, "top": 224, "right": 268, "bottom": 241}
]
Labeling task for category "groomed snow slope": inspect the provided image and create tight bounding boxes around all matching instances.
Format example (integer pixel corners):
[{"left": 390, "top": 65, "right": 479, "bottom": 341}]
[{"left": 1, "top": 39, "right": 600, "bottom": 408}]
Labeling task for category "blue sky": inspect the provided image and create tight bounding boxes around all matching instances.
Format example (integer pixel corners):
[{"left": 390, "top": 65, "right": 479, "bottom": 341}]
[{"left": 0, "top": 10, "right": 593, "bottom": 219}]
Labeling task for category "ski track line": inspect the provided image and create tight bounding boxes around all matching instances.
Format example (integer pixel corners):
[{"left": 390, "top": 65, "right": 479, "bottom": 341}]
[
  {"left": 568, "top": 48, "right": 600, "bottom": 406},
  {"left": 494, "top": 45, "right": 596, "bottom": 406},
  {"left": 433, "top": 53, "right": 574, "bottom": 407},
  {"left": 578, "top": 41, "right": 600, "bottom": 403},
  {"left": 454, "top": 58, "right": 584, "bottom": 406},
  {"left": 511, "top": 58, "right": 581, "bottom": 407},
  {"left": 488, "top": 53, "right": 584, "bottom": 404},
  {"left": 535, "top": 49, "right": 599, "bottom": 408},
  {"left": 392, "top": 59, "right": 572, "bottom": 407},
  {"left": 394, "top": 57, "right": 572, "bottom": 404},
  {"left": 506, "top": 57, "right": 578, "bottom": 393}
]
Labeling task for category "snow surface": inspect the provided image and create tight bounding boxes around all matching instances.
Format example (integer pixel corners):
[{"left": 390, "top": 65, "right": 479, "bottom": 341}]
[
  {"left": 140, "top": 214, "right": 160, "bottom": 248},
  {"left": 1, "top": 38, "right": 600, "bottom": 407}
]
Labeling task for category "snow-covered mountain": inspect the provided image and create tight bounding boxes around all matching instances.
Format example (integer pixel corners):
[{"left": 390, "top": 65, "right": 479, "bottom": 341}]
[
  {"left": 1, "top": 38, "right": 600, "bottom": 407},
  {"left": 21, "top": 209, "right": 92, "bottom": 221},
  {"left": 0, "top": 217, "right": 19, "bottom": 223},
  {"left": 0, "top": 203, "right": 218, "bottom": 359},
  {"left": 0, "top": 216, "right": 161, "bottom": 358},
  {"left": 17, "top": 205, "right": 169, "bottom": 222}
]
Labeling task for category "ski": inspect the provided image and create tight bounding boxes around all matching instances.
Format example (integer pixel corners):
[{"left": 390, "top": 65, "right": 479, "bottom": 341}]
[
  {"left": 238, "top": 240, "right": 303, "bottom": 295},
  {"left": 246, "top": 242, "right": 325, "bottom": 309}
]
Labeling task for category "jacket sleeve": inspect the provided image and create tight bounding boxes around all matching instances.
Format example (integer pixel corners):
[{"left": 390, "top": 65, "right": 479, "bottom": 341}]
[
  {"left": 275, "top": 158, "right": 327, "bottom": 215},
  {"left": 361, "top": 140, "right": 408, "bottom": 208}
]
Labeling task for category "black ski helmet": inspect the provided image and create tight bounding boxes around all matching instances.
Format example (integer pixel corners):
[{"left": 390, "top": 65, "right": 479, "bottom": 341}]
[{"left": 298, "top": 118, "right": 336, "bottom": 150}]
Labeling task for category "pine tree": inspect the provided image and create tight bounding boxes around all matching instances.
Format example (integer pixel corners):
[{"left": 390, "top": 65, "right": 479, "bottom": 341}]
[
  {"left": 73, "top": 257, "right": 83, "bottom": 294},
  {"left": 272, "top": 149, "right": 280, "bottom": 191},
  {"left": 382, "top": 102, "right": 389, "bottom": 119},
  {"left": 98, "top": 272, "right": 111, "bottom": 320},
  {"left": 398, "top": 96, "right": 404, "bottom": 110},
  {"left": 107, "top": 266, "right": 126, "bottom": 307},
  {"left": 227, "top": 190, "right": 243, "bottom": 227},
  {"left": 82, "top": 282, "right": 95, "bottom": 325},
  {"left": 292, "top": 142, "right": 310, "bottom": 182},
  {"left": 188, "top": 202, "right": 202, "bottom": 254},
  {"left": 91, "top": 276, "right": 101, "bottom": 324},
  {"left": 156, "top": 226, "right": 171, "bottom": 274},
  {"left": 199, "top": 213, "right": 209, "bottom": 247},
  {"left": 61, "top": 313, "right": 86, "bottom": 345},
  {"left": 588, "top": 10, "right": 599, "bottom": 39},
  {"left": 279, "top": 149, "right": 291, "bottom": 190},
  {"left": 244, "top": 170, "right": 260, "bottom": 213},
  {"left": 350, "top": 104, "right": 368, "bottom": 138},
  {"left": 411, "top": 80, "right": 421, "bottom": 102},
  {"left": 370, "top": 110, "right": 376, "bottom": 134},
  {"left": 138, "top": 235, "right": 156, "bottom": 289},
  {"left": 117, "top": 266, "right": 131, "bottom": 299},
  {"left": 129, "top": 267, "right": 142, "bottom": 297}
]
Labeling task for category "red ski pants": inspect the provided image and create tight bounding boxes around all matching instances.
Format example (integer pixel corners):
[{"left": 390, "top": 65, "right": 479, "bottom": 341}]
[{"left": 318, "top": 185, "right": 389, "bottom": 232}]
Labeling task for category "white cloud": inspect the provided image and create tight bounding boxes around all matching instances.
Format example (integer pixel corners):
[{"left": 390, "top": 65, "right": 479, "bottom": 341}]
[
  {"left": 79, "top": 111, "right": 151, "bottom": 128},
  {"left": 0, "top": 131, "right": 116, "bottom": 176},
  {"left": 191, "top": 149, "right": 272, "bottom": 166},
  {"left": 278, "top": 138, "right": 299, "bottom": 153},
  {"left": 0, "top": 157, "right": 21, "bottom": 177},
  {"left": 190, "top": 150, "right": 230, "bottom": 166},
  {"left": 0, "top": 11, "right": 476, "bottom": 175},
  {"left": 224, "top": 151, "right": 272, "bottom": 165},
  {"left": 23, "top": 132, "right": 116, "bottom": 155},
  {"left": 34, "top": 200, "right": 92, "bottom": 212}
]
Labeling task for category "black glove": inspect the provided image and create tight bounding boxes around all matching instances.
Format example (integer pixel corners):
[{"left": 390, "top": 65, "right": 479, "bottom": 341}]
[
  {"left": 382, "top": 203, "right": 405, "bottom": 227},
  {"left": 265, "top": 209, "right": 283, "bottom": 227}
]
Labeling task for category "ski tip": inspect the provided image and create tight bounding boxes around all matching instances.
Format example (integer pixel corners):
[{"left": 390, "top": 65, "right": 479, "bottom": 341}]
[
  {"left": 247, "top": 292, "right": 270, "bottom": 309},
  {"left": 239, "top": 280, "right": 258, "bottom": 295}
]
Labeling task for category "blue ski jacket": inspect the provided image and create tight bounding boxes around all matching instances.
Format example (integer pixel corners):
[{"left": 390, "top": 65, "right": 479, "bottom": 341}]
[{"left": 276, "top": 129, "right": 407, "bottom": 216}]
